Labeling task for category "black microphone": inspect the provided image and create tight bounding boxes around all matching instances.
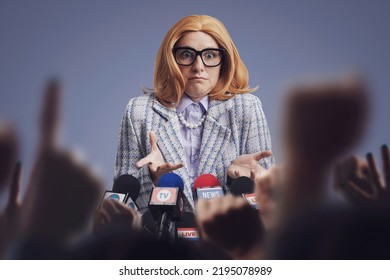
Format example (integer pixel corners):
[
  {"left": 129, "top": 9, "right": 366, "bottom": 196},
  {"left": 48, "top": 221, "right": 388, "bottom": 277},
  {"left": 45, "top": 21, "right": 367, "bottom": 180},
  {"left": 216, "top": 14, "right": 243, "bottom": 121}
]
[
  {"left": 112, "top": 174, "right": 141, "bottom": 210},
  {"left": 230, "top": 176, "right": 257, "bottom": 208},
  {"left": 141, "top": 210, "right": 158, "bottom": 237},
  {"left": 230, "top": 176, "right": 254, "bottom": 196}
]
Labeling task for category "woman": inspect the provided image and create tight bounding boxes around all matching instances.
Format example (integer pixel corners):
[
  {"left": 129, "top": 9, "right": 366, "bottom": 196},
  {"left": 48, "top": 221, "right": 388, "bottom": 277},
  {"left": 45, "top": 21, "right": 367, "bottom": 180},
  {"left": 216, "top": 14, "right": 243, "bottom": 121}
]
[{"left": 115, "top": 15, "right": 273, "bottom": 213}]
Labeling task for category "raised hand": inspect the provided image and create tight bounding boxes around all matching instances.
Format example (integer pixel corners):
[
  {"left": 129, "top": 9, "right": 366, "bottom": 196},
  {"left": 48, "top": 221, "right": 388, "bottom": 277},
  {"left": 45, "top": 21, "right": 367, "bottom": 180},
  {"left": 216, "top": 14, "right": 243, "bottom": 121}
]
[
  {"left": 136, "top": 131, "right": 184, "bottom": 185},
  {"left": 21, "top": 80, "right": 103, "bottom": 243},
  {"left": 38, "top": 79, "right": 60, "bottom": 152},
  {"left": 227, "top": 150, "right": 272, "bottom": 179},
  {"left": 0, "top": 122, "right": 18, "bottom": 189},
  {"left": 0, "top": 162, "right": 22, "bottom": 257},
  {"left": 196, "top": 195, "right": 265, "bottom": 259},
  {"left": 284, "top": 75, "right": 367, "bottom": 166},
  {"left": 367, "top": 145, "right": 390, "bottom": 199},
  {"left": 254, "top": 165, "right": 284, "bottom": 230},
  {"left": 275, "top": 75, "right": 369, "bottom": 215},
  {"left": 335, "top": 145, "right": 390, "bottom": 208},
  {"left": 93, "top": 199, "right": 141, "bottom": 235}
]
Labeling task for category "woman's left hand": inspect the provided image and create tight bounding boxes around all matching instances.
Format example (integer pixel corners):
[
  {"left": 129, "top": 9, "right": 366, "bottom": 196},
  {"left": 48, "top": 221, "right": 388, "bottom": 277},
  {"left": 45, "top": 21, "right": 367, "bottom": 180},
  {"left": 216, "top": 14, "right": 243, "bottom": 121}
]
[{"left": 227, "top": 150, "right": 272, "bottom": 180}]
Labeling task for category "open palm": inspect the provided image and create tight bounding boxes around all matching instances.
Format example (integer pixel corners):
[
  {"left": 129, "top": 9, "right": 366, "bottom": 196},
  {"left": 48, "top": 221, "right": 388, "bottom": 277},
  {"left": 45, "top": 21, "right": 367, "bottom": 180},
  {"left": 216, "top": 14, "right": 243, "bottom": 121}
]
[{"left": 136, "top": 131, "right": 184, "bottom": 185}]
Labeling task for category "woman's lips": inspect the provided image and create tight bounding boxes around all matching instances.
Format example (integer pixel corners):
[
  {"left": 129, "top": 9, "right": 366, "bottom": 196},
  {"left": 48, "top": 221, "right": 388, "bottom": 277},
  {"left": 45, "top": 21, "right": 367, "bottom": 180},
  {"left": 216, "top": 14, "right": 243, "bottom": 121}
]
[{"left": 189, "top": 77, "right": 206, "bottom": 80}]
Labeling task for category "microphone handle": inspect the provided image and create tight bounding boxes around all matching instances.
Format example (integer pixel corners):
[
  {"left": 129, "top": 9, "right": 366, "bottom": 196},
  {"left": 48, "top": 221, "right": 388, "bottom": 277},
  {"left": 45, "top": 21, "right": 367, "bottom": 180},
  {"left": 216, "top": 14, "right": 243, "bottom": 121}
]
[{"left": 157, "top": 211, "right": 170, "bottom": 240}]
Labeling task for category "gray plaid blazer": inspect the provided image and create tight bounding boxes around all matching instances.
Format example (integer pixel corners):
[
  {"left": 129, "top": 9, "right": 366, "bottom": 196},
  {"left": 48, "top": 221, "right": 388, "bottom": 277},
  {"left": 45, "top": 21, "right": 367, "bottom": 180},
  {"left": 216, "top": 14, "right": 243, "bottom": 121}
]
[{"left": 115, "top": 93, "right": 274, "bottom": 213}]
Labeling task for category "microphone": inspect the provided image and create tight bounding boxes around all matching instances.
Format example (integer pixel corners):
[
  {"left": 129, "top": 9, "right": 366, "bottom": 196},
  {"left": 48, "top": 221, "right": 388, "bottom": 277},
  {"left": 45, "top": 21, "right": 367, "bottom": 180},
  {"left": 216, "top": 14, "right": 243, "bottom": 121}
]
[
  {"left": 148, "top": 173, "right": 184, "bottom": 239},
  {"left": 112, "top": 174, "right": 141, "bottom": 211},
  {"left": 230, "top": 176, "right": 258, "bottom": 208},
  {"left": 100, "top": 191, "right": 127, "bottom": 206},
  {"left": 176, "top": 212, "right": 199, "bottom": 241},
  {"left": 193, "top": 174, "right": 224, "bottom": 200},
  {"left": 141, "top": 210, "right": 157, "bottom": 237}
]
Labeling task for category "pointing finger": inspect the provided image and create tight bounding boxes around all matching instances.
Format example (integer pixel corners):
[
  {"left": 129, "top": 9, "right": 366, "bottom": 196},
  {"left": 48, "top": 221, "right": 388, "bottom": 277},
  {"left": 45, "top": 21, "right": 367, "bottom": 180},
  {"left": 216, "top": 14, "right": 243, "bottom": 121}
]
[
  {"left": 169, "top": 163, "right": 184, "bottom": 171},
  {"left": 381, "top": 145, "right": 390, "bottom": 188},
  {"left": 149, "top": 131, "right": 158, "bottom": 151},
  {"left": 40, "top": 79, "right": 60, "bottom": 150},
  {"left": 366, "top": 152, "right": 383, "bottom": 192}
]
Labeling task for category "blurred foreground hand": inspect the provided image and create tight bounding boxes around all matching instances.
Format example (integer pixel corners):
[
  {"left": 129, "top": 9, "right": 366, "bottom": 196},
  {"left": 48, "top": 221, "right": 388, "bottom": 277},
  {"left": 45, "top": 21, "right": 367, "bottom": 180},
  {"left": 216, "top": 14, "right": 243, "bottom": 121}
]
[
  {"left": 284, "top": 75, "right": 368, "bottom": 166},
  {"left": 0, "top": 162, "right": 22, "bottom": 257},
  {"left": 21, "top": 80, "right": 103, "bottom": 243},
  {"left": 254, "top": 165, "right": 284, "bottom": 230},
  {"left": 93, "top": 199, "right": 141, "bottom": 235},
  {"left": 0, "top": 122, "right": 18, "bottom": 190},
  {"left": 196, "top": 195, "right": 264, "bottom": 259},
  {"left": 335, "top": 145, "right": 390, "bottom": 209}
]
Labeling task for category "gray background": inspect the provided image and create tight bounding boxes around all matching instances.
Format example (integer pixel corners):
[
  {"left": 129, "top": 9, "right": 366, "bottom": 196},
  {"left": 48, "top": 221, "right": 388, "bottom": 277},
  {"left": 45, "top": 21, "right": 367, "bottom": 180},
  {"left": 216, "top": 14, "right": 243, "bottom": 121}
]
[{"left": 1, "top": 0, "right": 389, "bottom": 201}]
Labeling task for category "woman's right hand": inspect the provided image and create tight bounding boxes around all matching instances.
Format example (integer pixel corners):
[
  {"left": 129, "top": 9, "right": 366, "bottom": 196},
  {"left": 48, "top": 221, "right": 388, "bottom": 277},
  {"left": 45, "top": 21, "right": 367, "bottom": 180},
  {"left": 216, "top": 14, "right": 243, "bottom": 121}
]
[{"left": 136, "top": 131, "right": 184, "bottom": 185}]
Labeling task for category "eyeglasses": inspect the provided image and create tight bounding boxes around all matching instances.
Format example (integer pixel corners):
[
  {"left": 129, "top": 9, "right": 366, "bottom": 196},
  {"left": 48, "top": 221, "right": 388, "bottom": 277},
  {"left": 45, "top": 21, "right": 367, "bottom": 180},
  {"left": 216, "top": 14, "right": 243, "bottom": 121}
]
[{"left": 173, "top": 47, "right": 225, "bottom": 67}]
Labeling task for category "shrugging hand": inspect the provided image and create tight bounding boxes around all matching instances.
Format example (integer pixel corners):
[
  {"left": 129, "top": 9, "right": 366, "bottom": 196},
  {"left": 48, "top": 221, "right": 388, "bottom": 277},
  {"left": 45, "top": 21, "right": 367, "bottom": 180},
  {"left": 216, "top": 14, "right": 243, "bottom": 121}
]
[
  {"left": 196, "top": 195, "right": 265, "bottom": 259},
  {"left": 136, "top": 131, "right": 184, "bottom": 185},
  {"left": 227, "top": 150, "right": 272, "bottom": 180},
  {"left": 335, "top": 145, "right": 390, "bottom": 209}
]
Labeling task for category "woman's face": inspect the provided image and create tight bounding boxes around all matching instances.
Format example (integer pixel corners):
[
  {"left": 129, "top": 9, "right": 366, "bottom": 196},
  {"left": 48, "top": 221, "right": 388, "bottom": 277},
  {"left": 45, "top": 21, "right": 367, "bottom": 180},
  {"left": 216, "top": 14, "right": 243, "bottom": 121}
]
[{"left": 175, "top": 31, "right": 221, "bottom": 102}]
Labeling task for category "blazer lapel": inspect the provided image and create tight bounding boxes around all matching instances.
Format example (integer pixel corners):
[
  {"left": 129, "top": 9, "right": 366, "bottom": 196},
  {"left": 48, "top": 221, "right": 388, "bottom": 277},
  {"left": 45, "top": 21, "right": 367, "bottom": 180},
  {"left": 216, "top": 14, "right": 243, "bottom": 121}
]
[
  {"left": 151, "top": 99, "right": 194, "bottom": 210},
  {"left": 198, "top": 98, "right": 233, "bottom": 178}
]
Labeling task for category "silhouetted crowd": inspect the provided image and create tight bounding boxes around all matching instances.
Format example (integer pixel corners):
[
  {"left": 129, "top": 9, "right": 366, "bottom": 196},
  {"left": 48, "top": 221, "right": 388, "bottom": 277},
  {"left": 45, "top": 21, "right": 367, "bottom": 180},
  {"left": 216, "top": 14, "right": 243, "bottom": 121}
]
[{"left": 1, "top": 75, "right": 389, "bottom": 260}]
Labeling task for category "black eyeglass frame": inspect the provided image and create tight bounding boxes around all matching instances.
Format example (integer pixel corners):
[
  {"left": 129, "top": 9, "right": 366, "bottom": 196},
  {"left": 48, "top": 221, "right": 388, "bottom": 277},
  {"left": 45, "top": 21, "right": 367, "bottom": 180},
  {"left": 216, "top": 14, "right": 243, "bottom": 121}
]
[{"left": 173, "top": 47, "right": 226, "bottom": 67}]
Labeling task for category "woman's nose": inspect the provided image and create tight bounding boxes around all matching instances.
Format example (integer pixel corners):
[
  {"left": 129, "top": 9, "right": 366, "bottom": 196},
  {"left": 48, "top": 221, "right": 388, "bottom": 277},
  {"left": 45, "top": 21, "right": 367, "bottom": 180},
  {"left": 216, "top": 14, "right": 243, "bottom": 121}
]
[{"left": 191, "top": 55, "right": 205, "bottom": 71}]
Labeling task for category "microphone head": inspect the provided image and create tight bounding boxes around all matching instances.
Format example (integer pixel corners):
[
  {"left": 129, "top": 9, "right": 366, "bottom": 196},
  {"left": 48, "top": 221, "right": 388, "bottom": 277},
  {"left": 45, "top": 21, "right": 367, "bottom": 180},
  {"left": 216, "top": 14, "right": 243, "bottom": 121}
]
[
  {"left": 230, "top": 176, "right": 254, "bottom": 196},
  {"left": 157, "top": 173, "right": 184, "bottom": 191},
  {"left": 193, "top": 174, "right": 220, "bottom": 190},
  {"left": 194, "top": 174, "right": 223, "bottom": 200},
  {"left": 113, "top": 174, "right": 141, "bottom": 201}
]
